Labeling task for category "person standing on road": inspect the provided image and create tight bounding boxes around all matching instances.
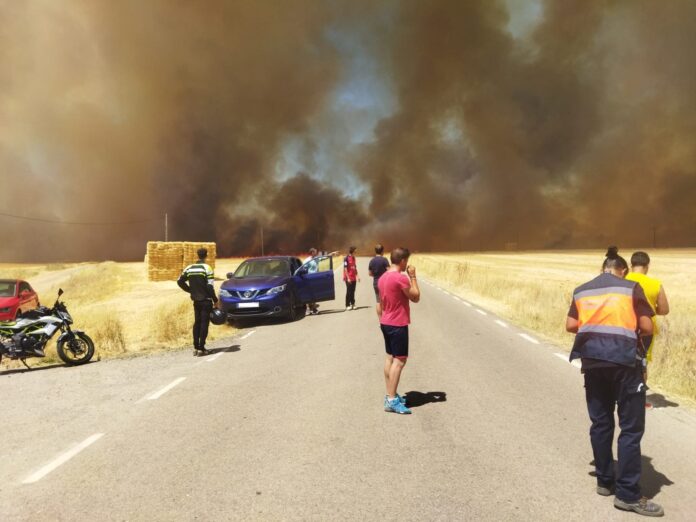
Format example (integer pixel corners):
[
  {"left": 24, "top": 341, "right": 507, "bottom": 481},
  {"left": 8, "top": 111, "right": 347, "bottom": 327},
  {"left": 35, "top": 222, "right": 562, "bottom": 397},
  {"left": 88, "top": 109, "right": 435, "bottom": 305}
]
[
  {"left": 343, "top": 246, "right": 360, "bottom": 311},
  {"left": 625, "top": 251, "right": 670, "bottom": 373},
  {"left": 177, "top": 248, "right": 218, "bottom": 357},
  {"left": 565, "top": 247, "right": 662, "bottom": 517},
  {"left": 303, "top": 248, "right": 320, "bottom": 315},
  {"left": 368, "top": 243, "right": 390, "bottom": 317},
  {"left": 379, "top": 247, "right": 420, "bottom": 415}
]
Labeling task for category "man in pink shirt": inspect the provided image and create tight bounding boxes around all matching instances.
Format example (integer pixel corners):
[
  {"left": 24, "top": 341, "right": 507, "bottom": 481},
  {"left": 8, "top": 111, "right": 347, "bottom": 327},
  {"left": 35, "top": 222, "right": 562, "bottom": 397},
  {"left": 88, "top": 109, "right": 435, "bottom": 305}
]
[{"left": 378, "top": 247, "right": 420, "bottom": 414}]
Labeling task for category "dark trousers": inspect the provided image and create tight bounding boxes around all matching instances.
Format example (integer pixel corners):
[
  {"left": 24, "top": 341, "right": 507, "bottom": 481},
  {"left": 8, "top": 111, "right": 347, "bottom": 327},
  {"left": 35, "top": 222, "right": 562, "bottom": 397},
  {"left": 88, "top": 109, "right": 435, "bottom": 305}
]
[
  {"left": 584, "top": 365, "right": 646, "bottom": 502},
  {"left": 193, "top": 300, "right": 213, "bottom": 349},
  {"left": 345, "top": 281, "right": 356, "bottom": 307}
]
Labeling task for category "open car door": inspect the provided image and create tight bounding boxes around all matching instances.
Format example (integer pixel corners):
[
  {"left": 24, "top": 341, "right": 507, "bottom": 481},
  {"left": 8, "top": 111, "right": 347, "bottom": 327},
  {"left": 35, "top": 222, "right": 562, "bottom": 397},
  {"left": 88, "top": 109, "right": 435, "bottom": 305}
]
[{"left": 293, "top": 256, "right": 335, "bottom": 304}]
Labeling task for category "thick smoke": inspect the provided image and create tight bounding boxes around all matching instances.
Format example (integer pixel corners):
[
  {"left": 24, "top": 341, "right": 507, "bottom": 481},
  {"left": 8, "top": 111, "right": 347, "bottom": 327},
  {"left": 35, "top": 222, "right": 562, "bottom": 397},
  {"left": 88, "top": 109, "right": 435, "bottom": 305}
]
[
  {"left": 1, "top": 0, "right": 695, "bottom": 262},
  {"left": 358, "top": 0, "right": 696, "bottom": 250},
  {"left": 1, "top": 0, "right": 347, "bottom": 261}
]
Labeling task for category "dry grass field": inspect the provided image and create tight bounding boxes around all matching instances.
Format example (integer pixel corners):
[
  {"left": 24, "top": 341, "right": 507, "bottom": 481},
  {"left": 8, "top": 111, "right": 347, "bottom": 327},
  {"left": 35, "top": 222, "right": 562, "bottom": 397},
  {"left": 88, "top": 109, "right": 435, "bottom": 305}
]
[
  {"left": 0, "top": 258, "right": 244, "bottom": 369},
  {"left": 412, "top": 250, "right": 696, "bottom": 403}
]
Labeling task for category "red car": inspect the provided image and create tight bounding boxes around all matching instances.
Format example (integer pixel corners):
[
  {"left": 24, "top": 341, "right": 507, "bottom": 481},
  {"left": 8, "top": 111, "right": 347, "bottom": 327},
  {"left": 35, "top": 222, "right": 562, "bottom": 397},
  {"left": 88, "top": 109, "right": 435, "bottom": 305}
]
[{"left": 0, "top": 279, "right": 40, "bottom": 322}]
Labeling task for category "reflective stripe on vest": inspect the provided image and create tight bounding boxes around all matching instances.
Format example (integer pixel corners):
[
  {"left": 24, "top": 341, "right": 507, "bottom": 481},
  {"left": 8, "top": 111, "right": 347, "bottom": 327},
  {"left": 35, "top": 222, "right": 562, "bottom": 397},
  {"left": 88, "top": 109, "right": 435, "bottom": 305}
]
[
  {"left": 575, "top": 286, "right": 637, "bottom": 338},
  {"left": 577, "top": 324, "right": 637, "bottom": 338}
]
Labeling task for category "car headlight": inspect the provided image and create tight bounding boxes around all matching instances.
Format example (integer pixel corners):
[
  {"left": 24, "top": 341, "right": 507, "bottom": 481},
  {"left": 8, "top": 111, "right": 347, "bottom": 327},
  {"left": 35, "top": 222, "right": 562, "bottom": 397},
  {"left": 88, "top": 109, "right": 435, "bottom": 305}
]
[
  {"left": 219, "top": 289, "right": 232, "bottom": 298},
  {"left": 266, "top": 284, "right": 287, "bottom": 295}
]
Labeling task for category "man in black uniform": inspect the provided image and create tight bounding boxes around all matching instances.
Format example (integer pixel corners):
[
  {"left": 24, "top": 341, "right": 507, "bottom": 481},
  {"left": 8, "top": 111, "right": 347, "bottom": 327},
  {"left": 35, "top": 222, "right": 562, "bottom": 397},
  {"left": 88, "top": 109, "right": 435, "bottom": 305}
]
[
  {"left": 177, "top": 248, "right": 218, "bottom": 356},
  {"left": 368, "top": 243, "right": 390, "bottom": 317}
]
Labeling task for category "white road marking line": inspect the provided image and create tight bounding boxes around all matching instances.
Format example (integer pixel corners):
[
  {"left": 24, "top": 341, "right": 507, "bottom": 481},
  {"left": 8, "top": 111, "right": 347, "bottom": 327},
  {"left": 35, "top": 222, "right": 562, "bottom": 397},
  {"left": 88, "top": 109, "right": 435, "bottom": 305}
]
[
  {"left": 143, "top": 377, "right": 186, "bottom": 401},
  {"left": 495, "top": 320, "right": 509, "bottom": 328},
  {"left": 207, "top": 352, "right": 224, "bottom": 362},
  {"left": 554, "top": 353, "right": 582, "bottom": 368},
  {"left": 240, "top": 330, "right": 256, "bottom": 340},
  {"left": 23, "top": 433, "right": 104, "bottom": 484},
  {"left": 462, "top": 300, "right": 472, "bottom": 307},
  {"left": 518, "top": 333, "right": 540, "bottom": 344},
  {"left": 475, "top": 309, "right": 488, "bottom": 316}
]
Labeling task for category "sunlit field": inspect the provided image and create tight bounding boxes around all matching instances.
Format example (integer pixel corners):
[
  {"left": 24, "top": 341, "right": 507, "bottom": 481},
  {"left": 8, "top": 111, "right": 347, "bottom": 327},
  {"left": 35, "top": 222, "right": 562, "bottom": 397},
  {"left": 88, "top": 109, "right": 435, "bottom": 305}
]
[
  {"left": 0, "top": 259, "right": 244, "bottom": 369},
  {"left": 412, "top": 250, "right": 696, "bottom": 403}
]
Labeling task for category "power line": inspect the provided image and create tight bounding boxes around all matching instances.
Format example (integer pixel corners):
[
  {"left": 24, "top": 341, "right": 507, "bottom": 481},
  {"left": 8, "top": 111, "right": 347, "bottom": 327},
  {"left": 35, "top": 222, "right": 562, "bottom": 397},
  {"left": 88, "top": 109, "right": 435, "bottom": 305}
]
[{"left": 0, "top": 211, "right": 163, "bottom": 226}]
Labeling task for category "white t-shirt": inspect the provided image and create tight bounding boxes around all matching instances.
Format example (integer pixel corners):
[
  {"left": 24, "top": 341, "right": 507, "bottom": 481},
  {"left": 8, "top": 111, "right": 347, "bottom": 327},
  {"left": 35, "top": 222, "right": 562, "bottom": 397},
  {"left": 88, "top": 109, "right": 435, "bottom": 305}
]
[{"left": 303, "top": 256, "right": 318, "bottom": 274}]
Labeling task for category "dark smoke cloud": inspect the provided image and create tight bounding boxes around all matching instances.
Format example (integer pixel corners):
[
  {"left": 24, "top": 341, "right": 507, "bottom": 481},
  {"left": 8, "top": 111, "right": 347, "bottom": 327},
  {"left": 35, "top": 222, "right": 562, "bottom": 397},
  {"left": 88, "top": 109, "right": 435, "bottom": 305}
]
[
  {"left": 1, "top": 0, "right": 347, "bottom": 261},
  {"left": 358, "top": 0, "right": 696, "bottom": 250},
  {"left": 1, "top": 0, "right": 695, "bottom": 262}
]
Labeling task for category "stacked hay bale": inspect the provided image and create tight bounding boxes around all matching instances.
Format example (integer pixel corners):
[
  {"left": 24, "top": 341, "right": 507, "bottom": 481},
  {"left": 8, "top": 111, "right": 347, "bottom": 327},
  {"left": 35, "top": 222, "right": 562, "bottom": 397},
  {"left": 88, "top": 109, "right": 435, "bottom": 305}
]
[
  {"left": 182, "top": 242, "right": 216, "bottom": 270},
  {"left": 146, "top": 242, "right": 216, "bottom": 281}
]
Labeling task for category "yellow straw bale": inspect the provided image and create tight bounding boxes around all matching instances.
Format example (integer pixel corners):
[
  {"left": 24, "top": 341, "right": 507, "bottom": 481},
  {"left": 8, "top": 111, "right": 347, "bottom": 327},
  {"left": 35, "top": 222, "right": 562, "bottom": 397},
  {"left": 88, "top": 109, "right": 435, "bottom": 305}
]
[{"left": 146, "top": 241, "right": 217, "bottom": 281}]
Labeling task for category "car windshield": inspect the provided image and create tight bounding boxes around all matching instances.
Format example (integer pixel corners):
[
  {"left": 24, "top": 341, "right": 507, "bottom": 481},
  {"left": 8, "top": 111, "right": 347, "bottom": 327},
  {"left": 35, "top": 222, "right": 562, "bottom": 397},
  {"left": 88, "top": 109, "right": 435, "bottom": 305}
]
[
  {"left": 233, "top": 259, "right": 290, "bottom": 278},
  {"left": 0, "top": 282, "right": 16, "bottom": 297}
]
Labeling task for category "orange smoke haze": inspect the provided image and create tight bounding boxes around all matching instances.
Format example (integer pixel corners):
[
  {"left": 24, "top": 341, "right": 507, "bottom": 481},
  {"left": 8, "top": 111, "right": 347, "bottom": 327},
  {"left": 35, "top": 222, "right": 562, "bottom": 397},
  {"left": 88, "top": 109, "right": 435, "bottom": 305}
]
[{"left": 1, "top": 1, "right": 695, "bottom": 262}]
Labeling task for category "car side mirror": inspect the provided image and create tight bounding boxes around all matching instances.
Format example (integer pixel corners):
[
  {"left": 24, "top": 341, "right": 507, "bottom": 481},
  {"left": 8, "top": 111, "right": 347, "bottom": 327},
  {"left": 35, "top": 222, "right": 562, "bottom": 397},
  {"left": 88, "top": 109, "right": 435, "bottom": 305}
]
[
  {"left": 295, "top": 266, "right": 308, "bottom": 277},
  {"left": 226, "top": 272, "right": 235, "bottom": 279},
  {"left": 58, "top": 288, "right": 64, "bottom": 297}
]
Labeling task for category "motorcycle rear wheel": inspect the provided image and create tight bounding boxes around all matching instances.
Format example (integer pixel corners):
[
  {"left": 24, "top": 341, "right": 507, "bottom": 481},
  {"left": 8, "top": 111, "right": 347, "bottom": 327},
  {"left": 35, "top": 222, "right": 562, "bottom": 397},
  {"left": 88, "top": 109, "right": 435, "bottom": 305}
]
[{"left": 57, "top": 332, "right": 95, "bottom": 366}]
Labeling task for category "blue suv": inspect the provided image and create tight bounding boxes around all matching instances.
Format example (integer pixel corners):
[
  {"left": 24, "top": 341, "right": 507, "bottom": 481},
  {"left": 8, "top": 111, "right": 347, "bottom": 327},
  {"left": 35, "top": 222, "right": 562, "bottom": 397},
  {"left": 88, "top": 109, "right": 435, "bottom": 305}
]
[{"left": 219, "top": 255, "right": 335, "bottom": 321}]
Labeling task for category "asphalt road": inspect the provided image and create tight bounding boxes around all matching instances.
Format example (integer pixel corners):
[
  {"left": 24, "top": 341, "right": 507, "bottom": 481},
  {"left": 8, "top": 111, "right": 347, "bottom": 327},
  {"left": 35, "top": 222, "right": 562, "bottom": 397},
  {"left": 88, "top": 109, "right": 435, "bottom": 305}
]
[{"left": 1, "top": 259, "right": 695, "bottom": 521}]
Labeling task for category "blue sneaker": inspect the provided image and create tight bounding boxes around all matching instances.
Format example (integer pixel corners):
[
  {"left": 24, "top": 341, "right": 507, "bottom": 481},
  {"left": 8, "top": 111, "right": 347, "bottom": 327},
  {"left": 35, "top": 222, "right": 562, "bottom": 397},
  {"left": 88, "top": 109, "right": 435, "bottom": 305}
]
[
  {"left": 385, "top": 397, "right": 412, "bottom": 414},
  {"left": 384, "top": 394, "right": 407, "bottom": 406}
]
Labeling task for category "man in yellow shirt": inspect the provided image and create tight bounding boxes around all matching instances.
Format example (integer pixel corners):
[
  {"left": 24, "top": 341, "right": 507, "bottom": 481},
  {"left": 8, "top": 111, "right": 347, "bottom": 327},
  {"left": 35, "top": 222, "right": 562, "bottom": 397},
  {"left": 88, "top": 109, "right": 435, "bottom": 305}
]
[{"left": 626, "top": 251, "right": 670, "bottom": 366}]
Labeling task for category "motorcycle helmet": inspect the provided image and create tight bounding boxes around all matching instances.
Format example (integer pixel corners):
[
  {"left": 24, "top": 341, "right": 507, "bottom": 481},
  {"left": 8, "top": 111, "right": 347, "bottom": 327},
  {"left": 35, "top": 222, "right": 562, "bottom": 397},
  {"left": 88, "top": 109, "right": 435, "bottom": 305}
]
[{"left": 210, "top": 308, "right": 227, "bottom": 326}]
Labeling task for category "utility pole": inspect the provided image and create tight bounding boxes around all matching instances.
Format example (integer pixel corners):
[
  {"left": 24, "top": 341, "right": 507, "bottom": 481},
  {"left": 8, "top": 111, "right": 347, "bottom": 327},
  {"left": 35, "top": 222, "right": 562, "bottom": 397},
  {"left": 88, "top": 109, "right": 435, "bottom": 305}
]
[
  {"left": 260, "top": 225, "right": 264, "bottom": 256},
  {"left": 165, "top": 212, "right": 168, "bottom": 242}
]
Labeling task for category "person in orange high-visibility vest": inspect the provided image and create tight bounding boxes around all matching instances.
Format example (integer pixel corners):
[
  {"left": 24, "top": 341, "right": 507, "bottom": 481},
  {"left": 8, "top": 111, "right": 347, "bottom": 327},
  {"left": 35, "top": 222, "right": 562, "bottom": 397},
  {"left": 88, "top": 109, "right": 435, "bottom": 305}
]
[{"left": 566, "top": 247, "right": 663, "bottom": 517}]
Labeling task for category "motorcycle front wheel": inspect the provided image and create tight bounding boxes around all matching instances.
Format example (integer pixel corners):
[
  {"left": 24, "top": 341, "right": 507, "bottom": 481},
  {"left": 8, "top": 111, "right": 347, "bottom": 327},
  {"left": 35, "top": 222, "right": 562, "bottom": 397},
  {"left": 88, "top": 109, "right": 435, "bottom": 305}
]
[{"left": 57, "top": 332, "right": 95, "bottom": 366}]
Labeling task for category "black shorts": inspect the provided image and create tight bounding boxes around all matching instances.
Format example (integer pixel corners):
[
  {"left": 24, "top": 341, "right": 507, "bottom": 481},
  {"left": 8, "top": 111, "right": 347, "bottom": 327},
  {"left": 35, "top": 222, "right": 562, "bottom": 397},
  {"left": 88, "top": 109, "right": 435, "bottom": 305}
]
[
  {"left": 373, "top": 285, "right": 380, "bottom": 303},
  {"left": 381, "top": 324, "right": 409, "bottom": 359}
]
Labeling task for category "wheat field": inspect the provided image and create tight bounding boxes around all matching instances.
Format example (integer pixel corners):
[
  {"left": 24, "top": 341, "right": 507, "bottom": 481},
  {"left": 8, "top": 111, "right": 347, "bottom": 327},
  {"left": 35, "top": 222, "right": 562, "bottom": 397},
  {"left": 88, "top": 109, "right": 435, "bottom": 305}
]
[
  {"left": 411, "top": 250, "right": 696, "bottom": 403},
  {"left": 0, "top": 258, "right": 243, "bottom": 369}
]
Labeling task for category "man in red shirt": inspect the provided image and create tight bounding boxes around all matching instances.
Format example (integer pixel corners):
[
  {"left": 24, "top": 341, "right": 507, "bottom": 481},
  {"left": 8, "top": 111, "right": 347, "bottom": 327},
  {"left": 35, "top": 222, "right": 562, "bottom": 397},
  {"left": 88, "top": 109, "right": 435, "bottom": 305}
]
[
  {"left": 378, "top": 247, "right": 420, "bottom": 414},
  {"left": 343, "top": 246, "right": 360, "bottom": 310}
]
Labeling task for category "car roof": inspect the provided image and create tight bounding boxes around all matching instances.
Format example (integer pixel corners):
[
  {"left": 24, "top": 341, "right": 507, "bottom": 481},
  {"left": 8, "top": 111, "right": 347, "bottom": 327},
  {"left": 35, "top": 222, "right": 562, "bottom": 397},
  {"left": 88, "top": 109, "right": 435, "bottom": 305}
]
[{"left": 242, "top": 256, "right": 297, "bottom": 262}]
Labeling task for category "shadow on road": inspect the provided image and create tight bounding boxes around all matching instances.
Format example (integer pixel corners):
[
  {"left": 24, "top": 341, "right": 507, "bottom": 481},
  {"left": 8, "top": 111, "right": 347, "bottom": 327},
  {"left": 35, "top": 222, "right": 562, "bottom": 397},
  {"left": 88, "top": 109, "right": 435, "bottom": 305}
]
[
  {"left": 229, "top": 305, "right": 357, "bottom": 326},
  {"left": 314, "top": 309, "right": 346, "bottom": 316},
  {"left": 588, "top": 455, "right": 674, "bottom": 497},
  {"left": 403, "top": 391, "right": 447, "bottom": 408},
  {"left": 230, "top": 316, "right": 293, "bottom": 329},
  {"left": 207, "top": 345, "right": 240, "bottom": 355},
  {"left": 640, "top": 455, "right": 675, "bottom": 497},
  {"left": 646, "top": 392, "right": 679, "bottom": 409},
  {"left": 0, "top": 361, "right": 100, "bottom": 376}
]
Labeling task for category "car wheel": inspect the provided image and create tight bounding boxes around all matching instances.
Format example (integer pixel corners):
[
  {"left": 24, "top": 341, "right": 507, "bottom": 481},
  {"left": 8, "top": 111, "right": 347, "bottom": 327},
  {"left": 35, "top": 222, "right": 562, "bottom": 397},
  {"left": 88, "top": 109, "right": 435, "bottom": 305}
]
[
  {"left": 15, "top": 310, "right": 21, "bottom": 320},
  {"left": 287, "top": 295, "right": 298, "bottom": 321},
  {"left": 297, "top": 303, "right": 307, "bottom": 319}
]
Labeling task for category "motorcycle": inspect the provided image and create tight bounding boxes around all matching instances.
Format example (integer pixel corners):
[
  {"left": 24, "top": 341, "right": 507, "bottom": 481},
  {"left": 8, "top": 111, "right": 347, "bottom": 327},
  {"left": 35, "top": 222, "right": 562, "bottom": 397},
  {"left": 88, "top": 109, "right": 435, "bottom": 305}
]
[{"left": 0, "top": 289, "right": 95, "bottom": 368}]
